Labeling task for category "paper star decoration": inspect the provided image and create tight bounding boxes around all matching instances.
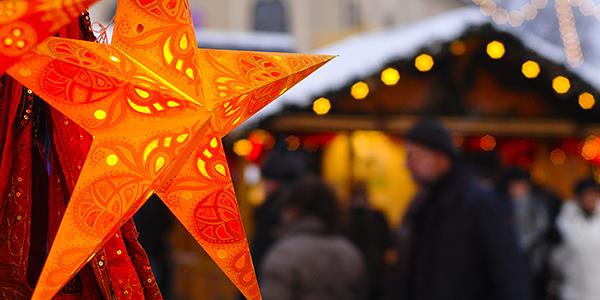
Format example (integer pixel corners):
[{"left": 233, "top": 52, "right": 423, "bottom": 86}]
[
  {"left": 0, "top": 0, "right": 98, "bottom": 74},
  {"left": 6, "top": 0, "right": 332, "bottom": 299}
]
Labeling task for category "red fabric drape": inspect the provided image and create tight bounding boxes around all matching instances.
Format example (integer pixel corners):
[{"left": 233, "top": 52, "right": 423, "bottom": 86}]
[{"left": 0, "top": 13, "right": 162, "bottom": 300}]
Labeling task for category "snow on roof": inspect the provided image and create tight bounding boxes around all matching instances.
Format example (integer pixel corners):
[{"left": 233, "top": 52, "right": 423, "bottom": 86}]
[
  {"left": 195, "top": 29, "right": 296, "bottom": 52},
  {"left": 246, "top": 7, "right": 488, "bottom": 123},
  {"left": 245, "top": 6, "right": 600, "bottom": 125}
]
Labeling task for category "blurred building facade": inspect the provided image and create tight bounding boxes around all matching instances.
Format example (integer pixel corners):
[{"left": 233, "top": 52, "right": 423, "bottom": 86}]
[
  {"left": 91, "top": 0, "right": 465, "bottom": 51},
  {"left": 190, "top": 0, "right": 464, "bottom": 51}
]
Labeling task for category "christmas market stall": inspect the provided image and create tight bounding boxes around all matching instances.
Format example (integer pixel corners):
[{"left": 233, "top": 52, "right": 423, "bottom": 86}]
[{"left": 228, "top": 7, "right": 600, "bottom": 227}]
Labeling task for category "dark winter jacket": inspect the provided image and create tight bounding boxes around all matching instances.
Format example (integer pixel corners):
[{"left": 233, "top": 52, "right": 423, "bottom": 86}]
[
  {"left": 394, "top": 167, "right": 529, "bottom": 300},
  {"left": 260, "top": 217, "right": 367, "bottom": 300},
  {"left": 343, "top": 207, "right": 392, "bottom": 300}
]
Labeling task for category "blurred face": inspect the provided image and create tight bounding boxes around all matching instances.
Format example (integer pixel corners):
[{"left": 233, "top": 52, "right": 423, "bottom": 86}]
[
  {"left": 282, "top": 207, "right": 300, "bottom": 225},
  {"left": 406, "top": 142, "right": 452, "bottom": 185},
  {"left": 578, "top": 188, "right": 600, "bottom": 215},
  {"left": 508, "top": 180, "right": 531, "bottom": 201},
  {"left": 264, "top": 179, "right": 280, "bottom": 196}
]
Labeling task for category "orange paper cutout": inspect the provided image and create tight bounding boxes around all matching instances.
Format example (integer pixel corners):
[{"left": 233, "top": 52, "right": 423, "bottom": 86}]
[
  {"left": 6, "top": 0, "right": 332, "bottom": 299},
  {"left": 0, "top": 0, "right": 98, "bottom": 74}
]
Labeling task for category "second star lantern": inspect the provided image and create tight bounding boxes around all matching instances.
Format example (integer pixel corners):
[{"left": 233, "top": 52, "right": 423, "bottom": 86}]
[
  {"left": 0, "top": 0, "right": 99, "bottom": 73},
  {"left": 7, "top": 0, "right": 333, "bottom": 299}
]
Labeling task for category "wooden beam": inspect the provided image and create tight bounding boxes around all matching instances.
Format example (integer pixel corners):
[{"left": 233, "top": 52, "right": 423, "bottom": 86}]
[{"left": 265, "top": 114, "right": 600, "bottom": 138}]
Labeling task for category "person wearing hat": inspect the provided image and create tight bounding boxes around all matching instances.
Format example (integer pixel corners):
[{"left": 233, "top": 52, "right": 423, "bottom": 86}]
[
  {"left": 249, "top": 146, "right": 307, "bottom": 281},
  {"left": 389, "top": 119, "right": 529, "bottom": 300}
]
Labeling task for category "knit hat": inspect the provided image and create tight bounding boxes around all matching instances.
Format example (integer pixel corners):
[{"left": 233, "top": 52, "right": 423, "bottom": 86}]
[
  {"left": 405, "top": 118, "right": 457, "bottom": 159},
  {"left": 261, "top": 149, "right": 306, "bottom": 182},
  {"left": 575, "top": 177, "right": 600, "bottom": 197}
]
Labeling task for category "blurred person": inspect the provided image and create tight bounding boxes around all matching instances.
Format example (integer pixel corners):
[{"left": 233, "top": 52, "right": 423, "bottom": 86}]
[
  {"left": 497, "top": 167, "right": 559, "bottom": 299},
  {"left": 465, "top": 150, "right": 501, "bottom": 190},
  {"left": 392, "top": 119, "right": 529, "bottom": 300},
  {"left": 260, "top": 177, "right": 367, "bottom": 300},
  {"left": 135, "top": 195, "right": 174, "bottom": 297},
  {"left": 552, "top": 178, "right": 600, "bottom": 300},
  {"left": 250, "top": 147, "right": 306, "bottom": 278},
  {"left": 498, "top": 167, "right": 550, "bottom": 252},
  {"left": 343, "top": 183, "right": 392, "bottom": 300}
]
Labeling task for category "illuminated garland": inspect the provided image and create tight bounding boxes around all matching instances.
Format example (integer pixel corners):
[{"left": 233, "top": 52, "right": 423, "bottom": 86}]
[{"left": 473, "top": 0, "right": 590, "bottom": 66}]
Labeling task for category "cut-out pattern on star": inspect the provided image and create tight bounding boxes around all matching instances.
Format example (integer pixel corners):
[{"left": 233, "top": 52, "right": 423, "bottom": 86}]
[
  {"left": 6, "top": 0, "right": 332, "bottom": 299},
  {"left": 0, "top": 0, "right": 98, "bottom": 74}
]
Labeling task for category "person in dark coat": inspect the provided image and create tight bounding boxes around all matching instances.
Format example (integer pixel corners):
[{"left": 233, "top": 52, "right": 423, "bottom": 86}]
[
  {"left": 260, "top": 177, "right": 366, "bottom": 300},
  {"left": 343, "top": 183, "right": 392, "bottom": 300},
  {"left": 391, "top": 119, "right": 529, "bottom": 300},
  {"left": 134, "top": 195, "right": 174, "bottom": 297},
  {"left": 497, "top": 167, "right": 562, "bottom": 299},
  {"left": 250, "top": 148, "right": 306, "bottom": 279}
]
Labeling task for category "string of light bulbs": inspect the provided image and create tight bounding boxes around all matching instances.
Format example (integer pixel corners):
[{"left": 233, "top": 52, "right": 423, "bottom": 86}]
[
  {"left": 473, "top": 0, "right": 549, "bottom": 26},
  {"left": 472, "top": 0, "right": 593, "bottom": 66},
  {"left": 569, "top": 0, "right": 600, "bottom": 19}
]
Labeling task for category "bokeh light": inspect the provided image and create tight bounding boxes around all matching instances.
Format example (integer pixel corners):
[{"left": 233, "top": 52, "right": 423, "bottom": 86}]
[
  {"left": 381, "top": 68, "right": 400, "bottom": 86},
  {"left": 450, "top": 40, "right": 466, "bottom": 56},
  {"left": 233, "top": 139, "right": 253, "bottom": 157},
  {"left": 521, "top": 60, "right": 540, "bottom": 79},
  {"left": 579, "top": 92, "right": 595, "bottom": 110},
  {"left": 351, "top": 81, "right": 370, "bottom": 100},
  {"left": 286, "top": 135, "right": 301, "bottom": 151},
  {"left": 552, "top": 76, "right": 571, "bottom": 94},
  {"left": 550, "top": 148, "right": 566, "bottom": 165},
  {"left": 480, "top": 134, "right": 497, "bottom": 151},
  {"left": 486, "top": 40, "right": 506, "bottom": 59},
  {"left": 313, "top": 97, "right": 332, "bottom": 115},
  {"left": 415, "top": 54, "right": 434, "bottom": 72}
]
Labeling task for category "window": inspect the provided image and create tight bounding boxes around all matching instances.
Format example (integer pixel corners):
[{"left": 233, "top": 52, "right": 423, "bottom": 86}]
[{"left": 253, "top": 0, "right": 288, "bottom": 32}]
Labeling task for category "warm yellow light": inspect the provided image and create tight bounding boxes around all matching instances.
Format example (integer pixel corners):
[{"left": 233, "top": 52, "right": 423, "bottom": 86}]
[
  {"left": 286, "top": 135, "right": 301, "bottom": 151},
  {"left": 480, "top": 134, "right": 496, "bottom": 151},
  {"left": 313, "top": 97, "right": 332, "bottom": 115},
  {"left": 351, "top": 81, "right": 369, "bottom": 100},
  {"left": 450, "top": 41, "right": 466, "bottom": 56},
  {"left": 582, "top": 136, "right": 600, "bottom": 160},
  {"left": 486, "top": 40, "right": 506, "bottom": 59},
  {"left": 550, "top": 149, "right": 566, "bottom": 165},
  {"left": 552, "top": 76, "right": 571, "bottom": 94},
  {"left": 415, "top": 54, "right": 434, "bottom": 72},
  {"left": 579, "top": 92, "right": 595, "bottom": 110},
  {"left": 106, "top": 154, "right": 119, "bottom": 166},
  {"left": 521, "top": 60, "right": 540, "bottom": 79},
  {"left": 233, "top": 139, "right": 253, "bottom": 157},
  {"left": 94, "top": 109, "right": 107, "bottom": 120},
  {"left": 381, "top": 68, "right": 400, "bottom": 86}
]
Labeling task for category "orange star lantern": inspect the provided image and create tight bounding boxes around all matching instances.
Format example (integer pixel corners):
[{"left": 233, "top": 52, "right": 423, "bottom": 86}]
[
  {"left": 0, "top": 0, "right": 98, "bottom": 74},
  {"left": 6, "top": 0, "right": 332, "bottom": 299}
]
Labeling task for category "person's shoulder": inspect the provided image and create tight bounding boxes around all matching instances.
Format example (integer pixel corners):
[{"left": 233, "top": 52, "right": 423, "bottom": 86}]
[
  {"left": 464, "top": 179, "right": 510, "bottom": 214},
  {"left": 329, "top": 236, "right": 366, "bottom": 269},
  {"left": 331, "top": 235, "right": 362, "bottom": 252},
  {"left": 261, "top": 235, "right": 308, "bottom": 270},
  {"left": 557, "top": 200, "right": 580, "bottom": 221}
]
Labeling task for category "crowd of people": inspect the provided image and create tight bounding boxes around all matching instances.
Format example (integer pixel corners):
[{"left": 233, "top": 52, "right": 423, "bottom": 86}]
[{"left": 251, "top": 119, "right": 600, "bottom": 300}]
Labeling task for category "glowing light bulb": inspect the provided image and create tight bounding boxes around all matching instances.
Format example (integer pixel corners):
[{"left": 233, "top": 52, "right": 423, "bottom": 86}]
[
  {"left": 381, "top": 68, "right": 400, "bottom": 86},
  {"left": 415, "top": 54, "right": 434, "bottom": 72},
  {"left": 233, "top": 139, "right": 253, "bottom": 157},
  {"left": 486, "top": 40, "right": 506, "bottom": 59},
  {"left": 521, "top": 60, "right": 540, "bottom": 79},
  {"left": 351, "top": 81, "right": 370, "bottom": 100},
  {"left": 552, "top": 76, "right": 571, "bottom": 94},
  {"left": 313, "top": 97, "right": 332, "bottom": 115},
  {"left": 579, "top": 92, "right": 595, "bottom": 110}
]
